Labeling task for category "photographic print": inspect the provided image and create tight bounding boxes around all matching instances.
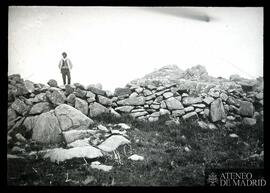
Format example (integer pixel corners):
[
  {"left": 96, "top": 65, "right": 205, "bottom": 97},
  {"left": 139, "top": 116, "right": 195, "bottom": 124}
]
[{"left": 7, "top": 6, "right": 264, "bottom": 186}]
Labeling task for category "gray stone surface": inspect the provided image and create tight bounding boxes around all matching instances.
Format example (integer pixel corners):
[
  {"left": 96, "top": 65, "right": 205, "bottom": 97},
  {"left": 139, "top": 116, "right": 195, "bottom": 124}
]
[
  {"left": 11, "top": 99, "right": 29, "bottom": 116},
  {"left": 165, "top": 97, "right": 184, "bottom": 110},
  {"left": 115, "top": 106, "right": 134, "bottom": 113},
  {"left": 32, "top": 111, "right": 62, "bottom": 144},
  {"left": 89, "top": 102, "right": 110, "bottom": 117},
  {"left": 210, "top": 98, "right": 226, "bottom": 122},
  {"left": 75, "top": 98, "right": 89, "bottom": 115},
  {"left": 117, "top": 96, "right": 145, "bottom": 106},
  {"left": 29, "top": 102, "right": 51, "bottom": 115},
  {"left": 55, "top": 104, "right": 94, "bottom": 131},
  {"left": 238, "top": 101, "right": 254, "bottom": 117},
  {"left": 182, "top": 112, "right": 198, "bottom": 121},
  {"left": 182, "top": 97, "right": 203, "bottom": 106}
]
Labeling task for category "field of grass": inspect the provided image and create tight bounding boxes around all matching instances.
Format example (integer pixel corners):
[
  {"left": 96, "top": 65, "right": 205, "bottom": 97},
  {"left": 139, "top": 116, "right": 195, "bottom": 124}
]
[{"left": 7, "top": 114, "right": 264, "bottom": 186}]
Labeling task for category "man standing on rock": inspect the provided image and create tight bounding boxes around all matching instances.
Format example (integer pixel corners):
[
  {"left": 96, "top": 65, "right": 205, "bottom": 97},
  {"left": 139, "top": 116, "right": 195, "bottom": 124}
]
[{"left": 59, "top": 52, "right": 73, "bottom": 85}]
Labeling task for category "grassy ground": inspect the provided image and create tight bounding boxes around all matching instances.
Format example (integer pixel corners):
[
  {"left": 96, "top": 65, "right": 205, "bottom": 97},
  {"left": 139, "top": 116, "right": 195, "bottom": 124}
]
[{"left": 7, "top": 114, "right": 264, "bottom": 186}]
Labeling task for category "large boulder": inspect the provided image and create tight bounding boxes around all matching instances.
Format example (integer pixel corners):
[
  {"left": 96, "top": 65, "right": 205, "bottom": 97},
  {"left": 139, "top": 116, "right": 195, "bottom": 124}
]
[
  {"left": 182, "top": 97, "right": 203, "bottom": 106},
  {"left": 29, "top": 102, "right": 51, "bottom": 115},
  {"left": 165, "top": 97, "right": 184, "bottom": 110},
  {"left": 117, "top": 96, "right": 145, "bottom": 106},
  {"left": 75, "top": 98, "right": 88, "bottom": 115},
  {"left": 89, "top": 102, "right": 110, "bottom": 117},
  {"left": 46, "top": 90, "right": 66, "bottom": 106},
  {"left": 114, "top": 87, "right": 132, "bottom": 97},
  {"left": 32, "top": 111, "right": 62, "bottom": 144},
  {"left": 210, "top": 98, "right": 226, "bottom": 122},
  {"left": 238, "top": 101, "right": 254, "bottom": 117},
  {"left": 11, "top": 99, "right": 29, "bottom": 116},
  {"left": 55, "top": 104, "right": 94, "bottom": 131}
]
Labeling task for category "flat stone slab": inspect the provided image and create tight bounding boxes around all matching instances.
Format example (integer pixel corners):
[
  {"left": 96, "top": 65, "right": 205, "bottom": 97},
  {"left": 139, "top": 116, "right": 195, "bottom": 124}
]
[
  {"left": 90, "top": 161, "right": 113, "bottom": 172},
  {"left": 43, "top": 146, "right": 103, "bottom": 164},
  {"left": 128, "top": 154, "right": 144, "bottom": 161},
  {"left": 97, "top": 135, "right": 130, "bottom": 152}
]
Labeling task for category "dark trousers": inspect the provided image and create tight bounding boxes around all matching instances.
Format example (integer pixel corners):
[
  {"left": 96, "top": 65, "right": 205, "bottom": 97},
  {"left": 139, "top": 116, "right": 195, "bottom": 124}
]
[{"left": 61, "top": 68, "right": 71, "bottom": 85}]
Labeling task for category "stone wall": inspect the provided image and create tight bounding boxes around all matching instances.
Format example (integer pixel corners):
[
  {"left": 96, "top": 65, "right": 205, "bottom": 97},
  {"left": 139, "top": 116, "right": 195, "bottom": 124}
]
[{"left": 8, "top": 74, "right": 264, "bottom": 137}]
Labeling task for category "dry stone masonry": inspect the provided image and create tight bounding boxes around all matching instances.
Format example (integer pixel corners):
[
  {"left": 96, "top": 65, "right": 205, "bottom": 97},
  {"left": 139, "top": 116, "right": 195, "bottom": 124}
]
[{"left": 7, "top": 71, "right": 263, "bottom": 153}]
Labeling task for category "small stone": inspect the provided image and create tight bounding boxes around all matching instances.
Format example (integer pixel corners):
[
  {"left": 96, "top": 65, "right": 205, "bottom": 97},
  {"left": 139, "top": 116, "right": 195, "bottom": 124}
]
[
  {"left": 182, "top": 112, "right": 198, "bottom": 121},
  {"left": 97, "top": 125, "right": 109, "bottom": 132},
  {"left": 198, "top": 121, "right": 208, "bottom": 129},
  {"left": 220, "top": 93, "right": 228, "bottom": 101},
  {"left": 11, "top": 146, "right": 25, "bottom": 154},
  {"left": 129, "top": 92, "right": 138, "bottom": 98},
  {"left": 149, "top": 117, "right": 159, "bottom": 122},
  {"left": 208, "top": 123, "right": 217, "bottom": 130},
  {"left": 172, "top": 110, "right": 185, "bottom": 117},
  {"left": 242, "top": 117, "right": 256, "bottom": 126},
  {"left": 163, "top": 92, "right": 173, "bottom": 99},
  {"left": 143, "top": 89, "right": 152, "bottom": 96},
  {"left": 115, "top": 106, "right": 134, "bottom": 113},
  {"left": 182, "top": 93, "right": 189, "bottom": 97},
  {"left": 47, "top": 79, "right": 58, "bottom": 87},
  {"left": 227, "top": 116, "right": 235, "bottom": 121},
  {"left": 128, "top": 154, "right": 144, "bottom": 161},
  {"left": 184, "top": 106, "right": 194, "bottom": 113},
  {"left": 159, "top": 108, "right": 170, "bottom": 115},
  {"left": 117, "top": 123, "right": 131, "bottom": 130},
  {"left": 203, "top": 97, "right": 214, "bottom": 105},
  {"left": 192, "top": 103, "right": 206, "bottom": 108},
  {"left": 97, "top": 135, "right": 130, "bottom": 152},
  {"left": 229, "top": 133, "right": 239, "bottom": 138},
  {"left": 15, "top": 133, "right": 26, "bottom": 142}
]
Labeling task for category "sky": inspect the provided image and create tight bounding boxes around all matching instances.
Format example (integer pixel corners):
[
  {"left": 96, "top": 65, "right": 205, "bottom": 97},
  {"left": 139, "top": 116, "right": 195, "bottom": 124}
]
[{"left": 8, "top": 6, "right": 263, "bottom": 92}]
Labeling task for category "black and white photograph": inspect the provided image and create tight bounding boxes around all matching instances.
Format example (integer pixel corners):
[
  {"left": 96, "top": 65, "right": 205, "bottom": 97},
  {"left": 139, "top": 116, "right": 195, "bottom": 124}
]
[{"left": 7, "top": 6, "right": 264, "bottom": 186}]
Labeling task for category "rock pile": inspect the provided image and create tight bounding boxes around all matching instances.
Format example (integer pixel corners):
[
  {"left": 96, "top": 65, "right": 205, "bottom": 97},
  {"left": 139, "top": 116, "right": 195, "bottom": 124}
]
[{"left": 8, "top": 73, "right": 263, "bottom": 144}]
